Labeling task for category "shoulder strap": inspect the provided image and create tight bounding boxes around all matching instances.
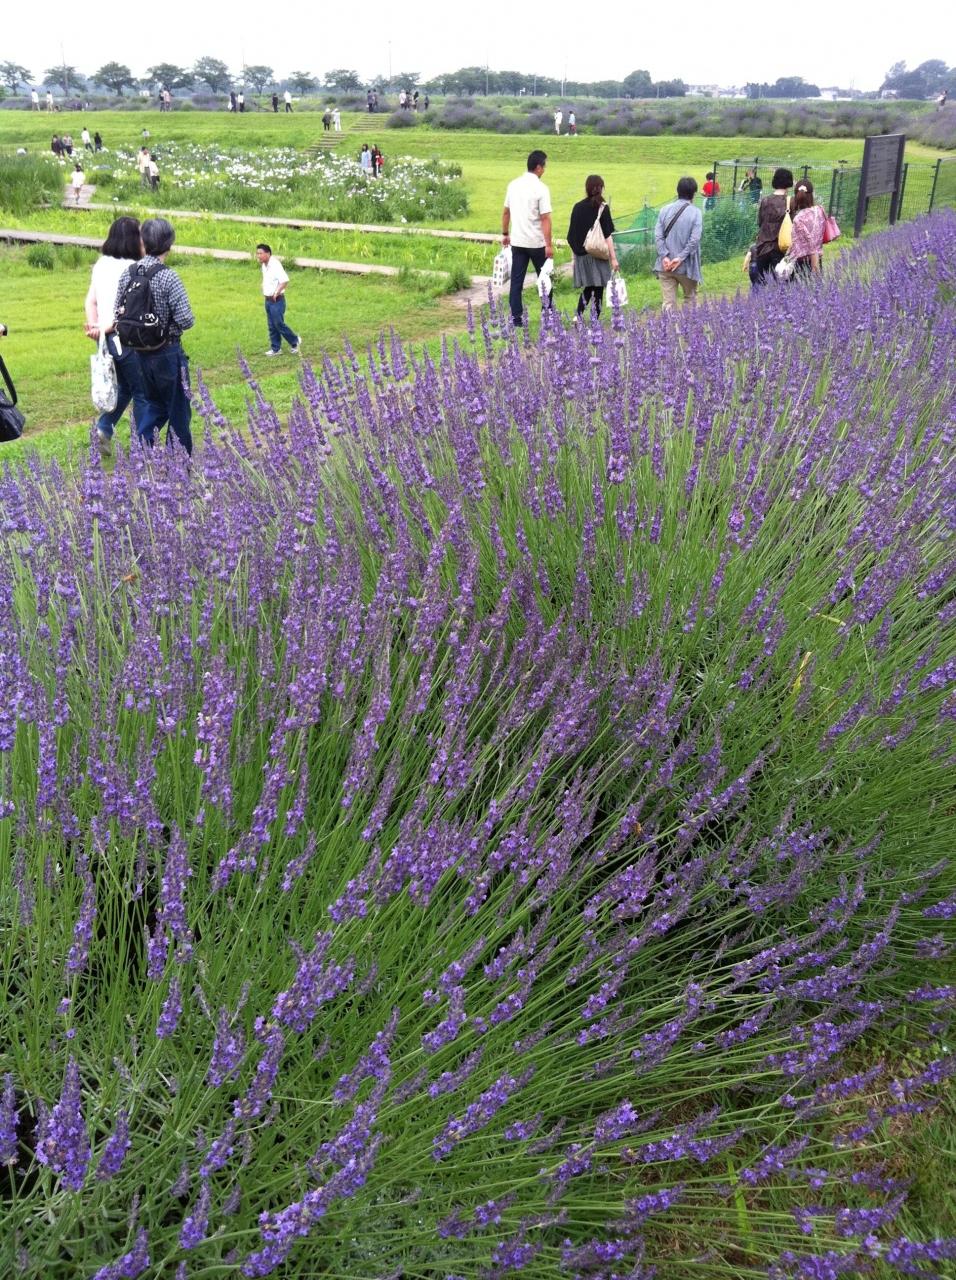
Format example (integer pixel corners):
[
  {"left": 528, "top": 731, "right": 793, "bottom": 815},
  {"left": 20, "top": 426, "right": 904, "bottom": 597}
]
[
  {"left": 663, "top": 202, "right": 689, "bottom": 239},
  {"left": 0, "top": 354, "right": 18, "bottom": 408}
]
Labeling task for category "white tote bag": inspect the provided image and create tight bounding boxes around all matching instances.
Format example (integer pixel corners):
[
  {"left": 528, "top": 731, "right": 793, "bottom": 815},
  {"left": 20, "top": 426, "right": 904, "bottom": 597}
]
[
  {"left": 607, "top": 272, "right": 629, "bottom": 308},
  {"left": 492, "top": 246, "right": 512, "bottom": 287},
  {"left": 90, "top": 333, "right": 118, "bottom": 414}
]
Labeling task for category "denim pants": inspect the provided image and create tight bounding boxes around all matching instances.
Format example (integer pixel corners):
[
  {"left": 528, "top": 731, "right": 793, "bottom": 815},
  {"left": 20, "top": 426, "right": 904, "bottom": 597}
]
[
  {"left": 265, "top": 297, "right": 299, "bottom": 352},
  {"left": 97, "top": 335, "right": 146, "bottom": 440},
  {"left": 134, "top": 343, "right": 193, "bottom": 455},
  {"left": 508, "top": 245, "right": 553, "bottom": 326}
]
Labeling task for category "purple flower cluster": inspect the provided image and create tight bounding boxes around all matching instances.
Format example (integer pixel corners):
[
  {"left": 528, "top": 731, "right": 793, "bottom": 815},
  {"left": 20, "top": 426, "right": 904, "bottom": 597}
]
[
  {"left": 35, "top": 1055, "right": 90, "bottom": 1191},
  {"left": 271, "top": 932, "right": 356, "bottom": 1032},
  {"left": 433, "top": 1067, "right": 535, "bottom": 1160}
]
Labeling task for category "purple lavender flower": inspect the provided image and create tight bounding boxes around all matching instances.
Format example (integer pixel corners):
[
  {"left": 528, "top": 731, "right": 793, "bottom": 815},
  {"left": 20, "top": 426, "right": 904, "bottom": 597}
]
[
  {"left": 90, "top": 1228, "right": 150, "bottom": 1280},
  {"left": 179, "top": 1179, "right": 212, "bottom": 1249},
  {"left": 207, "top": 1007, "right": 246, "bottom": 1086},
  {"left": 0, "top": 1075, "right": 17, "bottom": 1165},
  {"left": 96, "top": 1109, "right": 131, "bottom": 1181},
  {"left": 156, "top": 977, "right": 183, "bottom": 1039},
  {"left": 35, "top": 1056, "right": 90, "bottom": 1191},
  {"left": 271, "top": 932, "right": 356, "bottom": 1032},
  {"left": 433, "top": 1067, "right": 534, "bottom": 1160}
]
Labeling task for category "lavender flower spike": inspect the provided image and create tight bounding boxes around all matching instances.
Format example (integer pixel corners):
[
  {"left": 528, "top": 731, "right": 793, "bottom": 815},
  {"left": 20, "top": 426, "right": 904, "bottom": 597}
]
[
  {"left": 35, "top": 1056, "right": 90, "bottom": 1192},
  {"left": 1, "top": 1075, "right": 18, "bottom": 1165}
]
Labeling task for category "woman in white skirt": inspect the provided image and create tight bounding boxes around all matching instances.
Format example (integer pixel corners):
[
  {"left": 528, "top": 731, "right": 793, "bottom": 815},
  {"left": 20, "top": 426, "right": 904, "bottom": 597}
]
[{"left": 566, "top": 175, "right": 618, "bottom": 317}]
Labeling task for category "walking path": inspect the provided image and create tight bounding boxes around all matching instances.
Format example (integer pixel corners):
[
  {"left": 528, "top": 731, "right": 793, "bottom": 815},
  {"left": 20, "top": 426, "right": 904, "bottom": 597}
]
[
  {"left": 67, "top": 202, "right": 568, "bottom": 247},
  {"left": 0, "top": 227, "right": 557, "bottom": 296}
]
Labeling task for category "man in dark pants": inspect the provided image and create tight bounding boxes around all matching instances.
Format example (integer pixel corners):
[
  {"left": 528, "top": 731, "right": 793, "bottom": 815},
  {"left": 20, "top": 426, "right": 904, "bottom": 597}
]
[
  {"left": 114, "top": 218, "right": 195, "bottom": 455},
  {"left": 501, "top": 150, "right": 554, "bottom": 327}
]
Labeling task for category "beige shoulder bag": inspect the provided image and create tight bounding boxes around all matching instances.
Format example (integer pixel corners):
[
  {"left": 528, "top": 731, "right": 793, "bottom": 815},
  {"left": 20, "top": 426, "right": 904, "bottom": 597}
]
[{"left": 584, "top": 202, "right": 611, "bottom": 260}]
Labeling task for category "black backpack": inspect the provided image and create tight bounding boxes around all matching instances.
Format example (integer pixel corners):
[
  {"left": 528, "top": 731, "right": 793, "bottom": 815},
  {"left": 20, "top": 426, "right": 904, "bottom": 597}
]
[
  {"left": 0, "top": 353, "right": 25, "bottom": 443},
  {"left": 115, "top": 261, "right": 169, "bottom": 351}
]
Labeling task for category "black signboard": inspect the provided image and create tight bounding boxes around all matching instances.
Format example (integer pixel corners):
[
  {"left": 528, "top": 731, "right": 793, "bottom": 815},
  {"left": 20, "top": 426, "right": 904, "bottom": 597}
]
[{"left": 855, "top": 134, "right": 906, "bottom": 235}]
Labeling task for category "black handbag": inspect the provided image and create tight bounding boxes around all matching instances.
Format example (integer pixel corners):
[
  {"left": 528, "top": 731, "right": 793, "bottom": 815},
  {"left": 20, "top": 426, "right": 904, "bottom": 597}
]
[{"left": 0, "top": 353, "right": 25, "bottom": 443}]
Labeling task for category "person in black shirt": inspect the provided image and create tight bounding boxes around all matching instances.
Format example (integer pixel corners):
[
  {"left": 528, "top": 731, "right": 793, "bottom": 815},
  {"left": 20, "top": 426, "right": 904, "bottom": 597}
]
[{"left": 566, "top": 175, "right": 619, "bottom": 317}]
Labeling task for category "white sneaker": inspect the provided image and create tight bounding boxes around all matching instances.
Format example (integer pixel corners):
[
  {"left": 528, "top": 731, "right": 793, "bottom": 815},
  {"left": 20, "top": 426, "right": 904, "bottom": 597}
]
[
  {"left": 263, "top": 349, "right": 280, "bottom": 357},
  {"left": 291, "top": 343, "right": 302, "bottom": 354}
]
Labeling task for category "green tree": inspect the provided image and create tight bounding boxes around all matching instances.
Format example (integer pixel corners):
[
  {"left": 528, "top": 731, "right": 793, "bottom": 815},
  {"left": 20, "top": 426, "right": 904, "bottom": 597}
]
[
  {"left": 243, "top": 64, "right": 274, "bottom": 93},
  {"left": 193, "top": 56, "right": 231, "bottom": 93},
  {"left": 93, "top": 62, "right": 135, "bottom": 95},
  {"left": 393, "top": 69, "right": 421, "bottom": 89},
  {"left": 622, "top": 69, "right": 653, "bottom": 97},
  {"left": 324, "top": 68, "right": 363, "bottom": 91},
  {"left": 44, "top": 64, "right": 82, "bottom": 95},
  {"left": 145, "top": 63, "right": 194, "bottom": 90},
  {"left": 0, "top": 62, "right": 32, "bottom": 93},
  {"left": 652, "top": 78, "right": 687, "bottom": 97},
  {"left": 287, "top": 70, "right": 317, "bottom": 94}
]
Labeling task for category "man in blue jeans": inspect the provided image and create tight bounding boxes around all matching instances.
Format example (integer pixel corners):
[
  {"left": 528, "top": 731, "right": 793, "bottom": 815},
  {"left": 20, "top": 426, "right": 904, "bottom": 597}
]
[
  {"left": 114, "top": 218, "right": 195, "bottom": 454},
  {"left": 256, "top": 243, "right": 301, "bottom": 357},
  {"left": 501, "top": 150, "right": 554, "bottom": 327}
]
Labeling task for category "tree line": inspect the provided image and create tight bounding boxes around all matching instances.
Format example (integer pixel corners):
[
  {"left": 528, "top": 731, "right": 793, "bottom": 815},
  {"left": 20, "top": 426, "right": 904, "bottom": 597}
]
[
  {"left": 0, "top": 59, "right": 685, "bottom": 99},
  {"left": 1, "top": 57, "right": 954, "bottom": 101}
]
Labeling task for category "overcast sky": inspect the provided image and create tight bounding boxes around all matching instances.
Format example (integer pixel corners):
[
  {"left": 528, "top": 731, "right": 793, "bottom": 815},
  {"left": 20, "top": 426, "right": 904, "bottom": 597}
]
[{"left": 5, "top": 0, "right": 954, "bottom": 91}]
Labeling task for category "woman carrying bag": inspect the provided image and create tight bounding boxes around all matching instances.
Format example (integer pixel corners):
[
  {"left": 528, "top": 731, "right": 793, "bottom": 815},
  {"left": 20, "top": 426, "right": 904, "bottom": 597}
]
[
  {"left": 84, "top": 216, "right": 145, "bottom": 455},
  {"left": 753, "top": 167, "right": 794, "bottom": 287},
  {"left": 567, "top": 175, "right": 619, "bottom": 318}
]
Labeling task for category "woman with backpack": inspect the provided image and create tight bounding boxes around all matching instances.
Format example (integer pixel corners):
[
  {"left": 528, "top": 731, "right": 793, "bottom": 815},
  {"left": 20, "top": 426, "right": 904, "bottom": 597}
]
[
  {"left": 84, "top": 216, "right": 146, "bottom": 455},
  {"left": 566, "top": 174, "right": 618, "bottom": 318}
]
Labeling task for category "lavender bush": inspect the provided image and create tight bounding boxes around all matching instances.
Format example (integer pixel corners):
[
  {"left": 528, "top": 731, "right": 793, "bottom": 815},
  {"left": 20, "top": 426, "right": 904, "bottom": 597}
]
[{"left": 2, "top": 213, "right": 956, "bottom": 1279}]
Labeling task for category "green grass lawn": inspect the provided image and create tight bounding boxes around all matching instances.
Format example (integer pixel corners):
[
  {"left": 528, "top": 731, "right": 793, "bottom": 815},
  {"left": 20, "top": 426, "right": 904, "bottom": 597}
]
[{"left": 1, "top": 110, "right": 945, "bottom": 234}]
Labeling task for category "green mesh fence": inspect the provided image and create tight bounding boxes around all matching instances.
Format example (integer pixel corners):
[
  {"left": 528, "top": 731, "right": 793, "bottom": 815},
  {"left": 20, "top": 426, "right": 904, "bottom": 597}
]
[{"left": 609, "top": 154, "right": 955, "bottom": 278}]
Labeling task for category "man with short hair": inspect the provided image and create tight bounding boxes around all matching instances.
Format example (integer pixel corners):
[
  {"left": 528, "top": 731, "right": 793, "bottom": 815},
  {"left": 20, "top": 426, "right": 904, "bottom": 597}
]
[
  {"left": 82, "top": 127, "right": 93, "bottom": 151},
  {"left": 256, "top": 243, "right": 301, "bottom": 357},
  {"left": 32, "top": 88, "right": 40, "bottom": 110},
  {"left": 501, "top": 150, "right": 554, "bottom": 328},
  {"left": 653, "top": 177, "right": 703, "bottom": 313},
  {"left": 114, "top": 218, "right": 195, "bottom": 454},
  {"left": 284, "top": 89, "right": 293, "bottom": 111},
  {"left": 137, "top": 145, "right": 151, "bottom": 189},
  {"left": 272, "top": 91, "right": 279, "bottom": 112}
]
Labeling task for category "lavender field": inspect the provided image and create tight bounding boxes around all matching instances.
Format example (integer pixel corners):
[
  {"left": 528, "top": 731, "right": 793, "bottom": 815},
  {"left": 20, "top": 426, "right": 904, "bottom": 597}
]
[{"left": 2, "top": 211, "right": 956, "bottom": 1280}]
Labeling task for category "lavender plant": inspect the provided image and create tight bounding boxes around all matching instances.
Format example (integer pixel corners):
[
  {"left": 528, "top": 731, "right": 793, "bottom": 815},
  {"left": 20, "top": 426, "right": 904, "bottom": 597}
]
[{"left": 2, "top": 212, "right": 956, "bottom": 1278}]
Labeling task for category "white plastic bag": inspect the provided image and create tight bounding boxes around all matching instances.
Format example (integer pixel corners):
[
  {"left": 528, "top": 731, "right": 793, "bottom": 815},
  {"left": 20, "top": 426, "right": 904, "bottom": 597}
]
[
  {"left": 607, "top": 272, "right": 629, "bottom": 308},
  {"left": 774, "top": 256, "right": 795, "bottom": 281},
  {"left": 536, "top": 258, "right": 554, "bottom": 299},
  {"left": 492, "top": 246, "right": 512, "bottom": 287},
  {"left": 90, "top": 333, "right": 118, "bottom": 414}
]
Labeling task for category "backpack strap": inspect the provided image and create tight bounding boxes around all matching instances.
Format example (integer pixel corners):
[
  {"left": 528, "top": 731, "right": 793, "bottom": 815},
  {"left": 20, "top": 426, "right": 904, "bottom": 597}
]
[{"left": 0, "top": 354, "right": 17, "bottom": 408}]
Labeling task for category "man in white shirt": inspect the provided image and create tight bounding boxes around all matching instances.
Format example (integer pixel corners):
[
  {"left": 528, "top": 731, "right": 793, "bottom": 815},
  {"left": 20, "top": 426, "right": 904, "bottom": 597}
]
[
  {"left": 284, "top": 89, "right": 293, "bottom": 112},
  {"left": 501, "top": 150, "right": 554, "bottom": 327},
  {"left": 46, "top": 90, "right": 53, "bottom": 112},
  {"left": 554, "top": 108, "right": 562, "bottom": 135},
  {"left": 32, "top": 89, "right": 40, "bottom": 110},
  {"left": 82, "top": 127, "right": 93, "bottom": 151},
  {"left": 137, "top": 146, "right": 151, "bottom": 188},
  {"left": 256, "top": 243, "right": 301, "bottom": 356}
]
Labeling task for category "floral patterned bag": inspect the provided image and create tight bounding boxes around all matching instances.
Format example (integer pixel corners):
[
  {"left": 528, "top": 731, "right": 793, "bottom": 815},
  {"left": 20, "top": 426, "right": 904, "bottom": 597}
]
[{"left": 90, "top": 333, "right": 118, "bottom": 414}]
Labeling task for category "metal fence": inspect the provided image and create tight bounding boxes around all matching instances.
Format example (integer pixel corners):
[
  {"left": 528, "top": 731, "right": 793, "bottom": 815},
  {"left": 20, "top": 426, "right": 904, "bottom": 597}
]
[{"left": 611, "top": 152, "right": 956, "bottom": 272}]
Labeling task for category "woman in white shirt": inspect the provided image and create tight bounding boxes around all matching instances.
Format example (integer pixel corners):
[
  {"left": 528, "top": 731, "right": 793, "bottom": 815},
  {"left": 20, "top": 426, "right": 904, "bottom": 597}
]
[
  {"left": 84, "top": 216, "right": 145, "bottom": 454},
  {"left": 70, "top": 161, "right": 86, "bottom": 204}
]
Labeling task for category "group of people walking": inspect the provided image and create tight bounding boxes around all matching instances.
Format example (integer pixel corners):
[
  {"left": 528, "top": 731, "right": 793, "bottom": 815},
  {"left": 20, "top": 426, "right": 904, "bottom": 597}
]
[
  {"left": 503, "top": 153, "right": 833, "bottom": 326},
  {"left": 84, "top": 217, "right": 196, "bottom": 455},
  {"left": 83, "top": 216, "right": 307, "bottom": 456},
  {"left": 502, "top": 150, "right": 620, "bottom": 326}
]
